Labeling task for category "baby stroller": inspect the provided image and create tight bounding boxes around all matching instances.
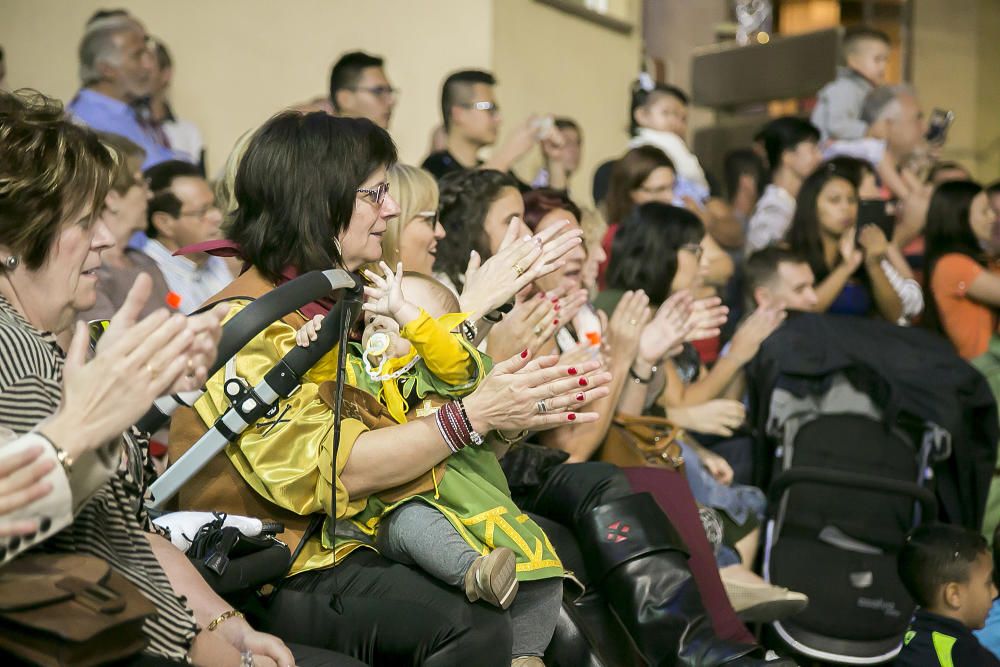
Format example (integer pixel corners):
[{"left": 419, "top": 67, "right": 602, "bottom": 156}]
[{"left": 760, "top": 371, "right": 945, "bottom": 664}]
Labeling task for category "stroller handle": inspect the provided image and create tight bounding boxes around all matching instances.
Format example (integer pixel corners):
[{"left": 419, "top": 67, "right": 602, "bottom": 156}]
[
  {"left": 768, "top": 466, "right": 938, "bottom": 518},
  {"left": 136, "top": 269, "right": 358, "bottom": 434}
]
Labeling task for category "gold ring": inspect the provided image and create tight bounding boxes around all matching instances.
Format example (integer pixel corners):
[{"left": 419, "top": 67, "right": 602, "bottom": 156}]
[
  {"left": 533, "top": 325, "right": 543, "bottom": 336},
  {"left": 146, "top": 363, "right": 159, "bottom": 379},
  {"left": 628, "top": 319, "right": 638, "bottom": 326},
  {"left": 512, "top": 263, "right": 526, "bottom": 277}
]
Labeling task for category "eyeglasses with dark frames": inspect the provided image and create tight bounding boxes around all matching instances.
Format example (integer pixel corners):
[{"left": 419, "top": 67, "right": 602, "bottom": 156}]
[
  {"left": 357, "top": 182, "right": 390, "bottom": 206},
  {"left": 350, "top": 86, "right": 399, "bottom": 100}
]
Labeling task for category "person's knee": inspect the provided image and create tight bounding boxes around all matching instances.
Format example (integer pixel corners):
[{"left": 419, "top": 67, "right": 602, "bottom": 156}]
[{"left": 427, "top": 601, "right": 512, "bottom": 667}]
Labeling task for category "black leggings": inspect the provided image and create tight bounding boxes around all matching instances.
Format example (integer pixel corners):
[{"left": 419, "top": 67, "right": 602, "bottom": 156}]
[{"left": 256, "top": 548, "right": 512, "bottom": 666}]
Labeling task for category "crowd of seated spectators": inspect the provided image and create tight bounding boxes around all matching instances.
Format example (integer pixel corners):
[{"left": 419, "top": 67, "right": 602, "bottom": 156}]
[{"left": 1, "top": 12, "right": 999, "bottom": 667}]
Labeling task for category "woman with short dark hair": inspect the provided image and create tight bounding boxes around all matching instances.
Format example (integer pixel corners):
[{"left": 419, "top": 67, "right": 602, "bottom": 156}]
[{"left": 171, "top": 111, "right": 611, "bottom": 665}]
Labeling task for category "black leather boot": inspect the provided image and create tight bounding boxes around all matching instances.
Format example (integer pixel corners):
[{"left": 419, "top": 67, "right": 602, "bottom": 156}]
[{"left": 580, "top": 493, "right": 790, "bottom": 667}]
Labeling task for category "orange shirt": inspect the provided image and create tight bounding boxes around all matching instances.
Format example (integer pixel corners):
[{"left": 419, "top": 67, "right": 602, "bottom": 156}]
[{"left": 931, "top": 253, "right": 998, "bottom": 359}]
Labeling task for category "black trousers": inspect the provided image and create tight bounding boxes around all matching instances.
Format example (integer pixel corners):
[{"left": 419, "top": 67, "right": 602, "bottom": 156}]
[
  {"left": 256, "top": 548, "right": 512, "bottom": 667},
  {"left": 513, "top": 461, "right": 632, "bottom": 532}
]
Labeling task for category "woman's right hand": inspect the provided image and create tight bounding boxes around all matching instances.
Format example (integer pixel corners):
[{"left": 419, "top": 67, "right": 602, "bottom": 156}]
[
  {"left": 669, "top": 399, "right": 746, "bottom": 437},
  {"left": 838, "top": 226, "right": 864, "bottom": 272},
  {"left": 459, "top": 218, "right": 583, "bottom": 319},
  {"left": 0, "top": 443, "right": 55, "bottom": 537},
  {"left": 605, "top": 290, "right": 652, "bottom": 366},
  {"left": 40, "top": 276, "right": 224, "bottom": 459},
  {"left": 487, "top": 290, "right": 559, "bottom": 361},
  {"left": 462, "top": 350, "right": 612, "bottom": 434}
]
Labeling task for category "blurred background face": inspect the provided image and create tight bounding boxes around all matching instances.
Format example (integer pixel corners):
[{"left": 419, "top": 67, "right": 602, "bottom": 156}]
[
  {"left": 337, "top": 66, "right": 397, "bottom": 129},
  {"left": 166, "top": 176, "right": 224, "bottom": 248},
  {"left": 758, "top": 261, "right": 819, "bottom": 311},
  {"left": 582, "top": 237, "right": 606, "bottom": 293},
  {"left": 816, "top": 177, "right": 858, "bottom": 238},
  {"left": 671, "top": 238, "right": 706, "bottom": 293},
  {"left": 886, "top": 95, "right": 927, "bottom": 159},
  {"left": 969, "top": 191, "right": 999, "bottom": 244},
  {"left": 784, "top": 140, "right": 823, "bottom": 180},
  {"left": 454, "top": 82, "right": 500, "bottom": 145},
  {"left": 399, "top": 209, "right": 445, "bottom": 275},
  {"left": 534, "top": 210, "right": 585, "bottom": 293},
  {"left": 482, "top": 187, "right": 525, "bottom": 255},
  {"left": 848, "top": 39, "right": 890, "bottom": 85},
  {"left": 559, "top": 126, "right": 582, "bottom": 174},
  {"left": 636, "top": 93, "right": 688, "bottom": 137},
  {"left": 108, "top": 28, "right": 156, "bottom": 100},
  {"left": 630, "top": 167, "right": 676, "bottom": 207}
]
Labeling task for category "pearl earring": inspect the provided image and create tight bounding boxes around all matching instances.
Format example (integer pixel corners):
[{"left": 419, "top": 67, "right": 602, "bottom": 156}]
[{"left": 2, "top": 256, "right": 18, "bottom": 271}]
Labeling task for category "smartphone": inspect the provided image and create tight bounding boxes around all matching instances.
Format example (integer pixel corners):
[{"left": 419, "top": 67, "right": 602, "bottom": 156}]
[
  {"left": 926, "top": 108, "right": 955, "bottom": 144},
  {"left": 856, "top": 199, "right": 895, "bottom": 246}
]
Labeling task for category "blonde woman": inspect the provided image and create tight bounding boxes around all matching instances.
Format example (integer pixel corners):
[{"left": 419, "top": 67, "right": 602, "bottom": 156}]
[{"left": 385, "top": 163, "right": 445, "bottom": 274}]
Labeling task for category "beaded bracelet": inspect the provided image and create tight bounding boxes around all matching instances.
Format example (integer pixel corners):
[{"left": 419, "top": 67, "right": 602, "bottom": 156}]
[
  {"left": 455, "top": 398, "right": 485, "bottom": 446},
  {"left": 435, "top": 405, "right": 464, "bottom": 453}
]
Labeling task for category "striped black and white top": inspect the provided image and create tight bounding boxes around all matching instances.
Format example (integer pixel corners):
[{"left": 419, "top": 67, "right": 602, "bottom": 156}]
[{"left": 0, "top": 294, "right": 197, "bottom": 661}]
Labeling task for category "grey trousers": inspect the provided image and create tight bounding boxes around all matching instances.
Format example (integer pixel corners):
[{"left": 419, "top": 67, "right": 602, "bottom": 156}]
[{"left": 376, "top": 502, "right": 563, "bottom": 658}]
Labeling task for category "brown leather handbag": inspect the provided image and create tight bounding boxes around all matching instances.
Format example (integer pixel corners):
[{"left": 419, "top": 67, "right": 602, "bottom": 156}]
[
  {"left": 0, "top": 552, "right": 154, "bottom": 667},
  {"left": 596, "top": 414, "right": 686, "bottom": 473}
]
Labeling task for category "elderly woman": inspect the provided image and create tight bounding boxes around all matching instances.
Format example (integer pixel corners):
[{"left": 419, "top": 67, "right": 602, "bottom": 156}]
[
  {"left": 0, "top": 91, "right": 330, "bottom": 666},
  {"left": 169, "top": 112, "right": 611, "bottom": 666},
  {"left": 412, "top": 169, "right": 791, "bottom": 666}
]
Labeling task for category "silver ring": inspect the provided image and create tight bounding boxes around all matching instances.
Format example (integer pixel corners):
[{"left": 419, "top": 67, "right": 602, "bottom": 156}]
[{"left": 536, "top": 400, "right": 547, "bottom": 414}]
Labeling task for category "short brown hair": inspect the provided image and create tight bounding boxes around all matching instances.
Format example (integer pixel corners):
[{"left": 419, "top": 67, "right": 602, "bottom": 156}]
[
  {"left": 96, "top": 131, "right": 145, "bottom": 195},
  {"left": 0, "top": 90, "right": 114, "bottom": 270},
  {"left": 604, "top": 145, "right": 675, "bottom": 225}
]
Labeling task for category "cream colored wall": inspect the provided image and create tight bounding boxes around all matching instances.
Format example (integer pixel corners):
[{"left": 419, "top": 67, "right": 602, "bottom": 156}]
[
  {"left": 492, "top": 0, "right": 642, "bottom": 203},
  {"left": 912, "top": 0, "right": 1000, "bottom": 181},
  {"left": 0, "top": 0, "right": 493, "bottom": 174}
]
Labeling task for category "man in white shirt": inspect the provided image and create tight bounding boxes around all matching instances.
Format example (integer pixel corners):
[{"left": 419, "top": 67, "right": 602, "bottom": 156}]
[
  {"left": 745, "top": 117, "right": 822, "bottom": 253},
  {"left": 142, "top": 160, "right": 232, "bottom": 313}
]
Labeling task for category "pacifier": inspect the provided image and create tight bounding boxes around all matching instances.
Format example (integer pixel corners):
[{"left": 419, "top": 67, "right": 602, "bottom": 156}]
[{"left": 363, "top": 331, "right": 391, "bottom": 379}]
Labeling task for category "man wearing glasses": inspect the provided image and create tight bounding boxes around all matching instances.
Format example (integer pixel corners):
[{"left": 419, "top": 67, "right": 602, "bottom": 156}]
[
  {"left": 141, "top": 161, "right": 233, "bottom": 314},
  {"left": 329, "top": 51, "right": 398, "bottom": 130},
  {"left": 422, "top": 69, "right": 552, "bottom": 189}
]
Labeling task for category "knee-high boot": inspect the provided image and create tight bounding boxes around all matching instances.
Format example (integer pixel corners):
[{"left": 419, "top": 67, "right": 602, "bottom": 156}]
[{"left": 580, "top": 493, "right": 790, "bottom": 667}]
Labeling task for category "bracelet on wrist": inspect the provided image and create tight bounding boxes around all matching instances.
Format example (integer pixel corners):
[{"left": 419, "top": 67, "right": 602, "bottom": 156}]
[
  {"left": 206, "top": 609, "right": 244, "bottom": 632},
  {"left": 240, "top": 649, "right": 254, "bottom": 667},
  {"left": 629, "top": 364, "right": 656, "bottom": 384},
  {"left": 455, "top": 398, "right": 485, "bottom": 446},
  {"left": 35, "top": 431, "right": 74, "bottom": 474},
  {"left": 459, "top": 319, "right": 478, "bottom": 342},
  {"left": 496, "top": 429, "right": 528, "bottom": 446}
]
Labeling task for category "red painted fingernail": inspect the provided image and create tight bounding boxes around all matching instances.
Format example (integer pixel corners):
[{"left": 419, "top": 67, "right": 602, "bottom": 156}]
[
  {"left": 568, "top": 367, "right": 578, "bottom": 375},
  {"left": 567, "top": 413, "right": 577, "bottom": 421},
  {"left": 578, "top": 378, "right": 588, "bottom": 386},
  {"left": 520, "top": 349, "right": 528, "bottom": 358},
  {"left": 553, "top": 319, "right": 559, "bottom": 325},
  {"left": 551, "top": 296, "right": 559, "bottom": 303},
  {"left": 576, "top": 392, "right": 585, "bottom": 401},
  {"left": 554, "top": 304, "right": 561, "bottom": 311}
]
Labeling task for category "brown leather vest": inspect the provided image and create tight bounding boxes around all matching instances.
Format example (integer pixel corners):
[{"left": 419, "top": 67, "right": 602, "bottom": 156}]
[{"left": 167, "top": 268, "right": 439, "bottom": 557}]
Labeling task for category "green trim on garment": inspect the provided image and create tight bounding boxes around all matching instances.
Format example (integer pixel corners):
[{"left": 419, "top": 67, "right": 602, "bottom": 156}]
[{"left": 931, "top": 630, "right": 956, "bottom": 667}]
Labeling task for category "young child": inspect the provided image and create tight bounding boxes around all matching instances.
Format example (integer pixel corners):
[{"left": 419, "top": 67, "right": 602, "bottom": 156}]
[
  {"left": 896, "top": 523, "right": 1000, "bottom": 666},
  {"left": 628, "top": 76, "right": 710, "bottom": 205},
  {"left": 298, "top": 262, "right": 563, "bottom": 666},
  {"left": 974, "top": 524, "right": 1000, "bottom": 660},
  {"left": 811, "top": 26, "right": 891, "bottom": 142}
]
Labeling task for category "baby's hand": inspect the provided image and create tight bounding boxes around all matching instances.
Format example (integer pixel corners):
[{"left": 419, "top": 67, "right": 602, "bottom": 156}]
[
  {"left": 295, "top": 314, "right": 324, "bottom": 348},
  {"left": 363, "top": 261, "right": 420, "bottom": 326}
]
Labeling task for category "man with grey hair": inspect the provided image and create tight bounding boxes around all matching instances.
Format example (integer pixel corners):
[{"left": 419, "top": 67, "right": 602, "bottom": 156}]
[
  {"left": 861, "top": 84, "right": 928, "bottom": 164},
  {"left": 68, "top": 14, "right": 180, "bottom": 169}
]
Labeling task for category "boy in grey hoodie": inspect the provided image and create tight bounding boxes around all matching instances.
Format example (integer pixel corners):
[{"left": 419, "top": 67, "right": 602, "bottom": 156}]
[{"left": 811, "top": 27, "right": 891, "bottom": 141}]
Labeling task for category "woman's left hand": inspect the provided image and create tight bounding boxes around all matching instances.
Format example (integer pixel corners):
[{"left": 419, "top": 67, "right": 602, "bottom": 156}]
[
  {"left": 857, "top": 224, "right": 890, "bottom": 262},
  {"left": 699, "top": 448, "right": 734, "bottom": 486},
  {"left": 220, "top": 618, "right": 295, "bottom": 667},
  {"left": 638, "top": 291, "right": 695, "bottom": 363},
  {"left": 605, "top": 290, "right": 652, "bottom": 366}
]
